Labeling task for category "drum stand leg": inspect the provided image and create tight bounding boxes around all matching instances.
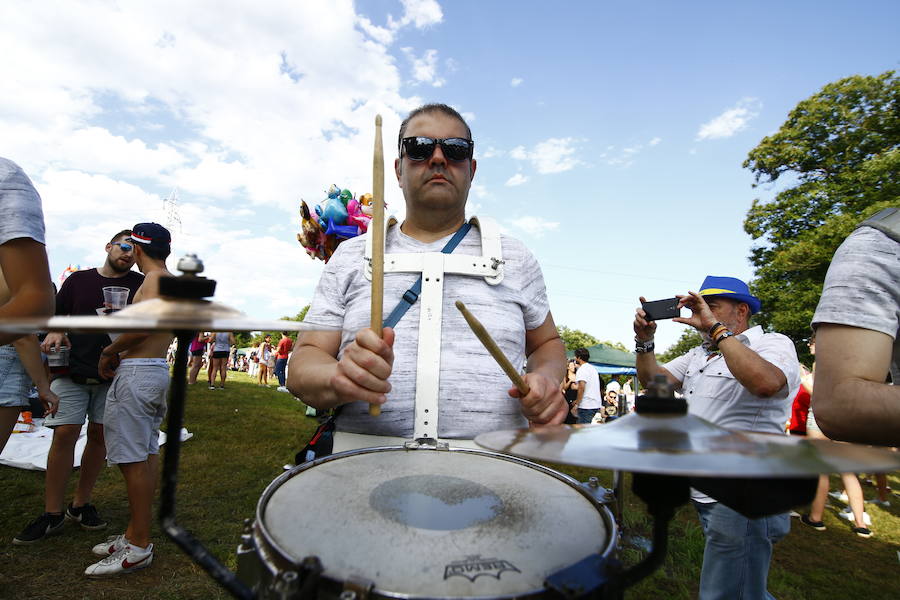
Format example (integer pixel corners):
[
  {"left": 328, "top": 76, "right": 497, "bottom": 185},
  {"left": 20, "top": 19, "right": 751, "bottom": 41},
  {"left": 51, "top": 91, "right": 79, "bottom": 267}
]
[
  {"left": 160, "top": 330, "right": 255, "bottom": 600},
  {"left": 603, "top": 473, "right": 690, "bottom": 599}
]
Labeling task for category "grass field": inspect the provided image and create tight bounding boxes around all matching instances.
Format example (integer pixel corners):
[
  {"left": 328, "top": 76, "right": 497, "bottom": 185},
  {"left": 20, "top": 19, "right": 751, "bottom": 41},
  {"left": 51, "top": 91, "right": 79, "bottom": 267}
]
[{"left": 0, "top": 371, "right": 898, "bottom": 599}]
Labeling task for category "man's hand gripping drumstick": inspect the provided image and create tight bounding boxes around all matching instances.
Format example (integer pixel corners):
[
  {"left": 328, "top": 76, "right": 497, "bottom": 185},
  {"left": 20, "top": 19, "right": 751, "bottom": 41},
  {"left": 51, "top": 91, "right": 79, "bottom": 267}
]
[{"left": 455, "top": 301, "right": 567, "bottom": 426}]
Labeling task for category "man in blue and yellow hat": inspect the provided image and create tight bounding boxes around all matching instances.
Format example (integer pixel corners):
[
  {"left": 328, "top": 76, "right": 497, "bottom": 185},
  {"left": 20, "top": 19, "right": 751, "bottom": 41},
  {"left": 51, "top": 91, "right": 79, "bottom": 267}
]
[{"left": 633, "top": 275, "right": 800, "bottom": 600}]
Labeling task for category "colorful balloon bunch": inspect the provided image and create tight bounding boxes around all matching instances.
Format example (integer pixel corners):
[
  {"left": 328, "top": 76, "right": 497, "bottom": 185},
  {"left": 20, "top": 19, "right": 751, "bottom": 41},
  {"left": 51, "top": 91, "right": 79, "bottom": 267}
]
[{"left": 296, "top": 184, "right": 380, "bottom": 262}]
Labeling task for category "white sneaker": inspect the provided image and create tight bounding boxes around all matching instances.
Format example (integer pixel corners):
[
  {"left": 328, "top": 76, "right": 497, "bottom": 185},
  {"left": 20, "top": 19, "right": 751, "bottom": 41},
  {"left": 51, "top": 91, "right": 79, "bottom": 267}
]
[
  {"left": 277, "top": 386, "right": 290, "bottom": 393},
  {"left": 84, "top": 542, "right": 153, "bottom": 577},
  {"left": 92, "top": 533, "right": 129, "bottom": 556},
  {"left": 838, "top": 507, "right": 872, "bottom": 526},
  {"left": 865, "top": 498, "right": 890, "bottom": 508},
  {"left": 828, "top": 490, "right": 849, "bottom": 503}
]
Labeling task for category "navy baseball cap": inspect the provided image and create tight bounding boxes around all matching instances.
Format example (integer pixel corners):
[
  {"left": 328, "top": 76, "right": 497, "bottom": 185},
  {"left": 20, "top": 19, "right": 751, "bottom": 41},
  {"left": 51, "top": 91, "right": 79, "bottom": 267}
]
[{"left": 130, "top": 222, "right": 171, "bottom": 251}]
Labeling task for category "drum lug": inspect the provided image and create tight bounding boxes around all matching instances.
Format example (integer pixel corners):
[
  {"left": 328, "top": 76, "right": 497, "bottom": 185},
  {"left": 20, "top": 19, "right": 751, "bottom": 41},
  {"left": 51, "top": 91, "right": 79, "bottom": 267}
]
[
  {"left": 340, "top": 576, "right": 374, "bottom": 600},
  {"left": 581, "top": 477, "right": 615, "bottom": 504},
  {"left": 403, "top": 437, "right": 449, "bottom": 450},
  {"left": 272, "top": 570, "right": 301, "bottom": 599}
]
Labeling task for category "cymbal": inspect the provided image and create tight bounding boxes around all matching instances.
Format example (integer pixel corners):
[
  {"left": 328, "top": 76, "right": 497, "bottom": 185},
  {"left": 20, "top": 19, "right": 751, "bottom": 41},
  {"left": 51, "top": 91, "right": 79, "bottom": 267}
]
[
  {"left": 475, "top": 412, "right": 900, "bottom": 477},
  {"left": 0, "top": 297, "right": 337, "bottom": 333}
]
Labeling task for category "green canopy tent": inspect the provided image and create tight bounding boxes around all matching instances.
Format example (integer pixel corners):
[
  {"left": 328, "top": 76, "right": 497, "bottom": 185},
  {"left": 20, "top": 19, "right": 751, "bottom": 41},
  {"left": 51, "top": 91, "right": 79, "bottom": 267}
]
[{"left": 566, "top": 343, "right": 636, "bottom": 375}]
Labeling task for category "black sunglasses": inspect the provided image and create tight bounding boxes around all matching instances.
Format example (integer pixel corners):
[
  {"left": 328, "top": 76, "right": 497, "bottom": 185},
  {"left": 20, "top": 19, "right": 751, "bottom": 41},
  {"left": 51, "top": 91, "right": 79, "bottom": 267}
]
[
  {"left": 400, "top": 136, "right": 474, "bottom": 162},
  {"left": 111, "top": 242, "right": 134, "bottom": 252}
]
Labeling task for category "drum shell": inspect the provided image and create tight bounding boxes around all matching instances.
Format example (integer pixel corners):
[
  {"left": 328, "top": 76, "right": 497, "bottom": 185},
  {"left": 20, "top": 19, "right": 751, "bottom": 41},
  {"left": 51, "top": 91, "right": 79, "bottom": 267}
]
[{"left": 238, "top": 446, "right": 616, "bottom": 600}]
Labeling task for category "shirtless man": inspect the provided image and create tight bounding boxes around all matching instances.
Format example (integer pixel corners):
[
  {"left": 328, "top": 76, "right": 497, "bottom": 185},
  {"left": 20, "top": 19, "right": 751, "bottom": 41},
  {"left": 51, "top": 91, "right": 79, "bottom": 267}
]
[{"left": 84, "top": 223, "right": 173, "bottom": 577}]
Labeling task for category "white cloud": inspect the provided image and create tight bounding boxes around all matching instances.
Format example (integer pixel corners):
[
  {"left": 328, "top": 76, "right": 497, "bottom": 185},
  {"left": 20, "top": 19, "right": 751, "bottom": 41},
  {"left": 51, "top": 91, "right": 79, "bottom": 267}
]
[
  {"left": 389, "top": 0, "right": 444, "bottom": 29},
  {"left": 511, "top": 77, "right": 524, "bottom": 87},
  {"left": 696, "top": 98, "right": 762, "bottom": 140},
  {"left": 515, "top": 138, "right": 583, "bottom": 174},
  {"left": 0, "top": 1, "right": 431, "bottom": 320},
  {"left": 649, "top": 137, "right": 661, "bottom": 146},
  {"left": 359, "top": 0, "right": 443, "bottom": 45},
  {"left": 505, "top": 173, "right": 529, "bottom": 187},
  {"left": 512, "top": 216, "right": 560, "bottom": 238},
  {"left": 403, "top": 47, "right": 445, "bottom": 87}
]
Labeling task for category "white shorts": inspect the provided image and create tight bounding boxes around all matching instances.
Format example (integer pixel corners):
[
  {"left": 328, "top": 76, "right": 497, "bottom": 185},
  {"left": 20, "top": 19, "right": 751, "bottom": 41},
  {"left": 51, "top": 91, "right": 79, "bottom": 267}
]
[{"left": 104, "top": 359, "right": 169, "bottom": 464}]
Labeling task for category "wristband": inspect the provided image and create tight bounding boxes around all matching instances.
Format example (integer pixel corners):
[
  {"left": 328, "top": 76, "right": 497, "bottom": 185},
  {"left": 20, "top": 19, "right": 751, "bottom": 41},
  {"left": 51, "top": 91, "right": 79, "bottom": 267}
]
[
  {"left": 714, "top": 329, "right": 735, "bottom": 344},
  {"left": 708, "top": 322, "right": 727, "bottom": 339},
  {"left": 634, "top": 337, "right": 655, "bottom": 353}
]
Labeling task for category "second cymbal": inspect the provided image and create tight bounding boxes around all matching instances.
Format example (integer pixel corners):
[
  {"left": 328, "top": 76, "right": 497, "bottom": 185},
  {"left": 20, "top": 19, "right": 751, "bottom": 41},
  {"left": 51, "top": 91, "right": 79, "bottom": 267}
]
[{"left": 475, "top": 412, "right": 900, "bottom": 477}]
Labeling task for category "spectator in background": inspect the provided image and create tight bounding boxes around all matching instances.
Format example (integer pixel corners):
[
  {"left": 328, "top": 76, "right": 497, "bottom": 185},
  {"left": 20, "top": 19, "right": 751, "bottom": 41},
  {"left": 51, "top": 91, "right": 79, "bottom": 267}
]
[
  {"left": 569, "top": 347, "right": 602, "bottom": 424},
  {"left": 275, "top": 332, "right": 293, "bottom": 393},
  {"left": 187, "top": 332, "right": 208, "bottom": 385},
  {"left": 560, "top": 358, "right": 579, "bottom": 424},
  {"left": 256, "top": 334, "right": 274, "bottom": 386},
  {"left": 207, "top": 331, "right": 235, "bottom": 390},
  {"left": 15, "top": 228, "right": 143, "bottom": 545}
]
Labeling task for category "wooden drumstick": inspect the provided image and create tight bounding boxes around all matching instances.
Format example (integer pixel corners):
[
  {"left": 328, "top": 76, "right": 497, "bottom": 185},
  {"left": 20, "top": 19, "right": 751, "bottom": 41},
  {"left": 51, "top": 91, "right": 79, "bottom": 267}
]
[
  {"left": 455, "top": 300, "right": 531, "bottom": 396},
  {"left": 369, "top": 114, "right": 385, "bottom": 417}
]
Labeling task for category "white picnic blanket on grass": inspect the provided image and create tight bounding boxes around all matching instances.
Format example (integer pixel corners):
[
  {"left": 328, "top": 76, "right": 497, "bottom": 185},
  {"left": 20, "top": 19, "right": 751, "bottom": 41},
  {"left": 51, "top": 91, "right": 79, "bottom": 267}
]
[{"left": 0, "top": 420, "right": 193, "bottom": 471}]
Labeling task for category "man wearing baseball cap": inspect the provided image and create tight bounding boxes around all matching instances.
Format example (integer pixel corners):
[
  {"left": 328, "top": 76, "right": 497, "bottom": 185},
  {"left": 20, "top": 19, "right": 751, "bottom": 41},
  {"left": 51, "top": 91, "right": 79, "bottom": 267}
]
[
  {"left": 632, "top": 275, "right": 800, "bottom": 600},
  {"left": 84, "top": 222, "right": 173, "bottom": 577}
]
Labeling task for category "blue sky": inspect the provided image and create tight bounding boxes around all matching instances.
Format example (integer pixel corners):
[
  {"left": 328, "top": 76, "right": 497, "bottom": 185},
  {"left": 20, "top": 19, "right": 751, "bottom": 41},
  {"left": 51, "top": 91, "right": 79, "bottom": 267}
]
[{"left": 2, "top": 0, "right": 897, "bottom": 351}]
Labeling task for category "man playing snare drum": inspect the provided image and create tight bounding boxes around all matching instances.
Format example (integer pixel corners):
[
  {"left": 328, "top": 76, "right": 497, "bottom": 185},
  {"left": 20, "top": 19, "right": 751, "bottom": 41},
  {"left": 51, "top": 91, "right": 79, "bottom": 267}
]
[{"left": 289, "top": 103, "right": 567, "bottom": 451}]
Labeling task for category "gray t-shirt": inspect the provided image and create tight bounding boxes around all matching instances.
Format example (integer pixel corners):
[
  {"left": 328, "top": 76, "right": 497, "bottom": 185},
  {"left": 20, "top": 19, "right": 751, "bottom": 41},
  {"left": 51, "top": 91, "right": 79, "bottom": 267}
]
[
  {"left": 812, "top": 225, "right": 900, "bottom": 382},
  {"left": 306, "top": 223, "right": 550, "bottom": 439},
  {"left": 0, "top": 158, "right": 45, "bottom": 247}
]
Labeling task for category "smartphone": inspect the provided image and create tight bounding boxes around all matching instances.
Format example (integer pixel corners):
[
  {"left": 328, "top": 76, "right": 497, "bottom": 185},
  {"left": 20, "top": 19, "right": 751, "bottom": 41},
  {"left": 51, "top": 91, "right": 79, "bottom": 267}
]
[{"left": 641, "top": 297, "right": 680, "bottom": 321}]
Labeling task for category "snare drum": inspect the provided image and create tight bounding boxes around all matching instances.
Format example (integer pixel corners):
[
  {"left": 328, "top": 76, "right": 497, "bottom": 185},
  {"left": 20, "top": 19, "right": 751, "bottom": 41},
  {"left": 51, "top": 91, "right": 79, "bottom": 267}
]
[{"left": 237, "top": 446, "right": 616, "bottom": 599}]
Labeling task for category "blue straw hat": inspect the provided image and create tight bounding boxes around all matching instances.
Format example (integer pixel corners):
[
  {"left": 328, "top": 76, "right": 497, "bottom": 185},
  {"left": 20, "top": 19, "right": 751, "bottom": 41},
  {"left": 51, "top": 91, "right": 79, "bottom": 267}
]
[{"left": 698, "top": 276, "right": 761, "bottom": 315}]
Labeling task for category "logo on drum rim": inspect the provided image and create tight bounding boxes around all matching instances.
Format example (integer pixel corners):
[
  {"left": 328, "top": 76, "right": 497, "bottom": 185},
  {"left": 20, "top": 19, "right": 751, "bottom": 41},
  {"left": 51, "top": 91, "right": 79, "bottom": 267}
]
[{"left": 443, "top": 555, "right": 520, "bottom": 582}]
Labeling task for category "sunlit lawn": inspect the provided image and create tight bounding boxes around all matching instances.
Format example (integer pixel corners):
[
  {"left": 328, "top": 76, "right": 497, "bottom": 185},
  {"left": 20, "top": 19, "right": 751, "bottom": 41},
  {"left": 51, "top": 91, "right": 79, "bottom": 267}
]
[{"left": 0, "top": 370, "right": 898, "bottom": 599}]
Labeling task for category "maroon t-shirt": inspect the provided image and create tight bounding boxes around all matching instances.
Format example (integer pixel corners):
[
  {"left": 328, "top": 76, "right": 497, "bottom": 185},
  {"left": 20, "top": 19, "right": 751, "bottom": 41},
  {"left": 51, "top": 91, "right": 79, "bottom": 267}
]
[{"left": 56, "top": 268, "right": 144, "bottom": 380}]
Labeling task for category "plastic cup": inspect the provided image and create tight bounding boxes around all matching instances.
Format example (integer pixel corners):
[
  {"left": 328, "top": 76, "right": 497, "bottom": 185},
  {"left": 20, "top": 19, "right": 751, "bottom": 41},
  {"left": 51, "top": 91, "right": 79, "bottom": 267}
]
[
  {"left": 47, "top": 346, "right": 69, "bottom": 373},
  {"left": 102, "top": 286, "right": 130, "bottom": 313}
]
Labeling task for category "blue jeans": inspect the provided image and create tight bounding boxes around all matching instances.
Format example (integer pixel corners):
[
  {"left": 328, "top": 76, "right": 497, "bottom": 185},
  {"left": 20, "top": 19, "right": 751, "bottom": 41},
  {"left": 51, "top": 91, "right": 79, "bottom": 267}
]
[
  {"left": 274, "top": 358, "right": 288, "bottom": 387},
  {"left": 693, "top": 501, "right": 790, "bottom": 600},
  {"left": 576, "top": 408, "right": 598, "bottom": 424}
]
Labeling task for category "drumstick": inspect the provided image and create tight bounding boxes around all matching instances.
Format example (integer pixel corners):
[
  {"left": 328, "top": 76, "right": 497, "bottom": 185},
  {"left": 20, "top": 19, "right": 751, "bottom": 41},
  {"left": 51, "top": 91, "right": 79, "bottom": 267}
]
[
  {"left": 369, "top": 114, "right": 385, "bottom": 417},
  {"left": 455, "top": 300, "right": 530, "bottom": 396}
]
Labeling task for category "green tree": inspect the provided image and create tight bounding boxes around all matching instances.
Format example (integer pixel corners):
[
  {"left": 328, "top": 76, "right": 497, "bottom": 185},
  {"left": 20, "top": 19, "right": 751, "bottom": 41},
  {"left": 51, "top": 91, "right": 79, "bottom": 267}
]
[
  {"left": 557, "top": 326, "right": 599, "bottom": 351},
  {"left": 599, "top": 339, "right": 628, "bottom": 353},
  {"left": 247, "top": 304, "right": 310, "bottom": 346},
  {"left": 657, "top": 328, "right": 703, "bottom": 364},
  {"left": 743, "top": 71, "right": 899, "bottom": 361}
]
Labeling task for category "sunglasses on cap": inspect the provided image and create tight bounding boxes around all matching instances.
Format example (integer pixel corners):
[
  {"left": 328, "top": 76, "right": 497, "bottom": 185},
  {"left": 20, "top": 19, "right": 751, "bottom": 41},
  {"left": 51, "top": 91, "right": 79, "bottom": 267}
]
[
  {"left": 400, "top": 136, "right": 474, "bottom": 162},
  {"left": 111, "top": 242, "right": 134, "bottom": 252}
]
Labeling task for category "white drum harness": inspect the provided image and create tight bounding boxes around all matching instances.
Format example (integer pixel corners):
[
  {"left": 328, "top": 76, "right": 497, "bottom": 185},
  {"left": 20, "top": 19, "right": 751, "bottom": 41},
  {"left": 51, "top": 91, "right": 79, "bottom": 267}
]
[{"left": 362, "top": 216, "right": 505, "bottom": 444}]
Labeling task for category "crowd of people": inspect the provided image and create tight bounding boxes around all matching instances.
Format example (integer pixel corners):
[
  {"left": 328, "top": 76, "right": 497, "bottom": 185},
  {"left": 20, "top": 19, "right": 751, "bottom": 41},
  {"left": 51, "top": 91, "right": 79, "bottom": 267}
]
[{"left": 1, "top": 102, "right": 897, "bottom": 595}]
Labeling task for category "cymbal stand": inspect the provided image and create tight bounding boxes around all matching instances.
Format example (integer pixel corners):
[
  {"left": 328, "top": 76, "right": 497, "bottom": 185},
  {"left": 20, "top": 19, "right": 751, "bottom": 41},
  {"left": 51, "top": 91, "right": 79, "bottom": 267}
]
[{"left": 157, "top": 262, "right": 255, "bottom": 599}]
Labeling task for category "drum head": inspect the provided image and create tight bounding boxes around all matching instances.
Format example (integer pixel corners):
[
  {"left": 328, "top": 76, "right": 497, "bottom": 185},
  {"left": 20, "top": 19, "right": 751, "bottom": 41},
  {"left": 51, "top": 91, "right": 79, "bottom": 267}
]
[{"left": 259, "top": 448, "right": 611, "bottom": 598}]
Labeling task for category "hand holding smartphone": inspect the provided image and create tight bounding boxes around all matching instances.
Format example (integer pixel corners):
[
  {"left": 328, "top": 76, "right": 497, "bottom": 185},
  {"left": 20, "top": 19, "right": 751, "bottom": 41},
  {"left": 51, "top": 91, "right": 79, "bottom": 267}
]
[{"left": 641, "top": 297, "right": 681, "bottom": 321}]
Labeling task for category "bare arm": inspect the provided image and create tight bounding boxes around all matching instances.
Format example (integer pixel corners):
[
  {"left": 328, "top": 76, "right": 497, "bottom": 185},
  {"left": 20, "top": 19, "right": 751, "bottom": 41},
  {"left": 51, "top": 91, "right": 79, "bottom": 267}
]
[
  {"left": 513, "top": 313, "right": 567, "bottom": 425},
  {"left": 633, "top": 296, "right": 681, "bottom": 389},
  {"left": 12, "top": 335, "right": 58, "bottom": 416},
  {"left": 715, "top": 336, "right": 787, "bottom": 397},
  {"left": 97, "top": 271, "right": 162, "bottom": 378},
  {"left": 287, "top": 327, "right": 395, "bottom": 410},
  {"left": 0, "top": 238, "right": 54, "bottom": 345},
  {"left": 813, "top": 323, "right": 900, "bottom": 446},
  {"left": 674, "top": 291, "right": 786, "bottom": 397}
]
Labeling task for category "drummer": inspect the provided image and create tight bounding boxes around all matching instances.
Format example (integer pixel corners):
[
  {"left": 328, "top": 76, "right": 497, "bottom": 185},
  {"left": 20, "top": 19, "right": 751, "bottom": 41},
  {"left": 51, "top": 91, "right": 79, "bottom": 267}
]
[
  {"left": 289, "top": 103, "right": 567, "bottom": 451},
  {"left": 633, "top": 276, "right": 800, "bottom": 600}
]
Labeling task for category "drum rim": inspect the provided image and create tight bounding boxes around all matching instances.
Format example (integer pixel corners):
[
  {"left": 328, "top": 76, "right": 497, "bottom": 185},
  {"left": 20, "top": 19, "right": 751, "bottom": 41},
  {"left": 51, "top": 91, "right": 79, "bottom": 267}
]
[{"left": 253, "top": 445, "right": 618, "bottom": 600}]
